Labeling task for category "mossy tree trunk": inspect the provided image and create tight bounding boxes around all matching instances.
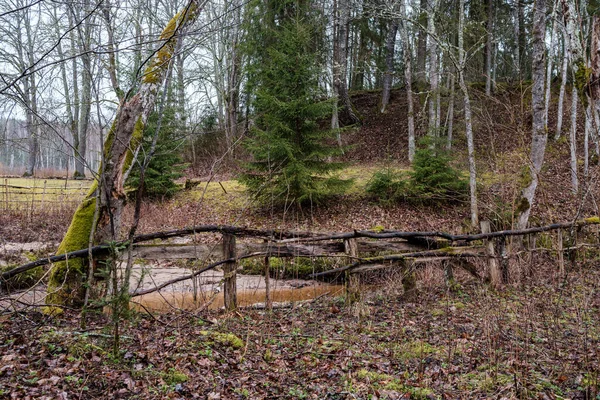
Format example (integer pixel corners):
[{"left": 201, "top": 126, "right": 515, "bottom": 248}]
[{"left": 45, "top": 0, "right": 204, "bottom": 307}]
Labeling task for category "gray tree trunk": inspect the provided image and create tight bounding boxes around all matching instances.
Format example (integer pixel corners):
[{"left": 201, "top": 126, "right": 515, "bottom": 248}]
[
  {"left": 516, "top": 0, "right": 546, "bottom": 230},
  {"left": 485, "top": 0, "right": 494, "bottom": 96},
  {"left": 380, "top": 19, "right": 398, "bottom": 113},
  {"left": 458, "top": 0, "right": 478, "bottom": 226},
  {"left": 556, "top": 31, "right": 569, "bottom": 139},
  {"left": 399, "top": 0, "right": 415, "bottom": 162}
]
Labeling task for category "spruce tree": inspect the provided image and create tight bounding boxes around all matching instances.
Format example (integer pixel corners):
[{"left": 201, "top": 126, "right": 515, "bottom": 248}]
[
  {"left": 240, "top": 0, "right": 350, "bottom": 207},
  {"left": 127, "top": 107, "right": 186, "bottom": 200}
]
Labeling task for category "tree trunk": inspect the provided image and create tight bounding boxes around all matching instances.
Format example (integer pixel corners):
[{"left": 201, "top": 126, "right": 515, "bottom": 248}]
[
  {"left": 74, "top": 4, "right": 93, "bottom": 179},
  {"left": 416, "top": 0, "right": 427, "bottom": 85},
  {"left": 399, "top": 0, "right": 415, "bottom": 162},
  {"left": 380, "top": 19, "right": 398, "bottom": 113},
  {"left": 556, "top": 31, "right": 569, "bottom": 139},
  {"left": 485, "top": 0, "right": 494, "bottom": 96},
  {"left": 544, "top": 0, "right": 559, "bottom": 128},
  {"left": 458, "top": 0, "right": 478, "bottom": 227},
  {"left": 570, "top": 85, "right": 579, "bottom": 191},
  {"left": 427, "top": 0, "right": 440, "bottom": 136},
  {"left": 516, "top": 0, "right": 546, "bottom": 230},
  {"left": 513, "top": 0, "right": 521, "bottom": 79},
  {"left": 46, "top": 0, "right": 204, "bottom": 308},
  {"left": 446, "top": 72, "right": 455, "bottom": 149},
  {"left": 332, "top": 0, "right": 360, "bottom": 125}
]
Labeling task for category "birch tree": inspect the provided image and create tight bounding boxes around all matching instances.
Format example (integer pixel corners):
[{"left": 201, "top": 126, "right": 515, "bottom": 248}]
[
  {"left": 515, "top": 0, "right": 546, "bottom": 230},
  {"left": 458, "top": 0, "right": 478, "bottom": 226}
]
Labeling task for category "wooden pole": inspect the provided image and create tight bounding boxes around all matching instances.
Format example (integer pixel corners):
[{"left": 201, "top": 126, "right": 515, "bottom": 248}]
[
  {"left": 222, "top": 233, "right": 237, "bottom": 311},
  {"left": 41, "top": 180, "right": 47, "bottom": 210},
  {"left": 401, "top": 260, "right": 416, "bottom": 298},
  {"left": 344, "top": 238, "right": 360, "bottom": 304},
  {"left": 264, "top": 240, "right": 272, "bottom": 311},
  {"left": 481, "top": 221, "right": 500, "bottom": 286},
  {"left": 4, "top": 178, "right": 8, "bottom": 211},
  {"left": 498, "top": 236, "right": 509, "bottom": 283},
  {"left": 557, "top": 229, "right": 565, "bottom": 276}
]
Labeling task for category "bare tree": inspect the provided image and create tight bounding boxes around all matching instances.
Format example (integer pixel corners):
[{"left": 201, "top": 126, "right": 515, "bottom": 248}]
[{"left": 516, "top": 0, "right": 546, "bottom": 230}]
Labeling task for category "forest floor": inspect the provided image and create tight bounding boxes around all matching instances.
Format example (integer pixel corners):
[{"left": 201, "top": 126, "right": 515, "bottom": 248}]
[{"left": 1, "top": 265, "right": 599, "bottom": 399}]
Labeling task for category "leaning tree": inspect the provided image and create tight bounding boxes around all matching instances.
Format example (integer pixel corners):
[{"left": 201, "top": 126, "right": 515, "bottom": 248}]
[{"left": 45, "top": 0, "right": 205, "bottom": 307}]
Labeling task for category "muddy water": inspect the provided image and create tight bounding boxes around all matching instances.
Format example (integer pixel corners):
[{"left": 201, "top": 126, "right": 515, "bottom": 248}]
[{"left": 133, "top": 284, "right": 344, "bottom": 312}]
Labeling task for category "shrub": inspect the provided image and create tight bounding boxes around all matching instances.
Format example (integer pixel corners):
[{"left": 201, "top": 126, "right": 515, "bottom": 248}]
[
  {"left": 408, "top": 140, "right": 468, "bottom": 203},
  {"left": 365, "top": 168, "right": 406, "bottom": 204}
]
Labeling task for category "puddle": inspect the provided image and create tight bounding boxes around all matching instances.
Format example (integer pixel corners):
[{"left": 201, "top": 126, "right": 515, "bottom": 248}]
[{"left": 133, "top": 284, "right": 344, "bottom": 312}]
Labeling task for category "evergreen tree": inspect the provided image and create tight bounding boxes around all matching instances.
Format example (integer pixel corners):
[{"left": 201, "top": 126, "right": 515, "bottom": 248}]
[
  {"left": 127, "top": 107, "right": 186, "bottom": 200},
  {"left": 240, "top": 0, "right": 350, "bottom": 207}
]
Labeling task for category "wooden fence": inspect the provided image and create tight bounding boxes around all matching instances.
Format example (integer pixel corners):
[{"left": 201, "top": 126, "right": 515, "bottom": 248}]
[
  {"left": 0, "top": 179, "right": 89, "bottom": 213},
  {"left": 5, "top": 218, "right": 598, "bottom": 311}
]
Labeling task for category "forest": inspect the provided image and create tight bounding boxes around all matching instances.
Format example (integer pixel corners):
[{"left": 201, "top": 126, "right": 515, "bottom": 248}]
[{"left": 1, "top": 0, "right": 600, "bottom": 398}]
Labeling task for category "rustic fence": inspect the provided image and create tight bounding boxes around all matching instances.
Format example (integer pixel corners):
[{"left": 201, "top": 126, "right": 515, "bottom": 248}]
[
  {"left": 3, "top": 218, "right": 599, "bottom": 312},
  {"left": 0, "top": 178, "right": 89, "bottom": 214}
]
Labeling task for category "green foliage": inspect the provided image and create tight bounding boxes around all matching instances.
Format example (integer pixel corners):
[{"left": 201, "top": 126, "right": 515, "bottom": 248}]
[
  {"left": 365, "top": 168, "right": 407, "bottom": 204},
  {"left": 128, "top": 107, "right": 186, "bottom": 200},
  {"left": 408, "top": 139, "right": 468, "bottom": 204},
  {"left": 239, "top": 0, "right": 350, "bottom": 207},
  {"left": 0, "top": 265, "right": 44, "bottom": 291},
  {"left": 366, "top": 140, "right": 467, "bottom": 205}
]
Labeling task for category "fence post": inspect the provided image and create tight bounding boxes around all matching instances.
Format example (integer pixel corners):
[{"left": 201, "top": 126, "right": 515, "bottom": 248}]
[
  {"left": 4, "top": 178, "right": 8, "bottom": 210},
  {"left": 557, "top": 229, "right": 565, "bottom": 276},
  {"left": 344, "top": 238, "right": 360, "bottom": 304},
  {"left": 41, "top": 180, "right": 47, "bottom": 210},
  {"left": 481, "top": 221, "right": 500, "bottom": 286},
  {"left": 264, "top": 239, "right": 272, "bottom": 311},
  {"left": 400, "top": 260, "right": 416, "bottom": 298},
  {"left": 498, "top": 236, "right": 509, "bottom": 283},
  {"left": 222, "top": 233, "right": 237, "bottom": 311}
]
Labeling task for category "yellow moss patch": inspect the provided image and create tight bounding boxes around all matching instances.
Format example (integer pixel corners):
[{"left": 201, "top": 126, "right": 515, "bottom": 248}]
[{"left": 198, "top": 331, "right": 244, "bottom": 349}]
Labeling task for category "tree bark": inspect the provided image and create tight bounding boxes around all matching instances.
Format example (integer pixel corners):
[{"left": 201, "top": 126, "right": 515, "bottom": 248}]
[
  {"left": 516, "top": 0, "right": 546, "bottom": 230},
  {"left": 399, "top": 0, "right": 415, "bottom": 162},
  {"left": 46, "top": 0, "right": 205, "bottom": 307},
  {"left": 485, "top": 0, "right": 494, "bottom": 96},
  {"left": 458, "top": 0, "right": 478, "bottom": 227},
  {"left": 332, "top": 0, "right": 360, "bottom": 125},
  {"left": 544, "top": 0, "right": 559, "bottom": 128},
  {"left": 427, "top": 0, "right": 440, "bottom": 136},
  {"left": 556, "top": 31, "right": 569, "bottom": 139},
  {"left": 380, "top": 19, "right": 398, "bottom": 113},
  {"left": 570, "top": 85, "right": 579, "bottom": 191},
  {"left": 416, "top": 0, "right": 428, "bottom": 85}
]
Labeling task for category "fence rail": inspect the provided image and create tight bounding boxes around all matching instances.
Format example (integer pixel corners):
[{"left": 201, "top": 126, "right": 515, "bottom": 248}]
[
  {"left": 1, "top": 178, "right": 90, "bottom": 213},
  {"left": 3, "top": 218, "right": 599, "bottom": 311}
]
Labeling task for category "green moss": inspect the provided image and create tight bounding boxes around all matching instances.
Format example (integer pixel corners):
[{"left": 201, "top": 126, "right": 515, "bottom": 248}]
[
  {"left": 45, "top": 196, "right": 97, "bottom": 308},
  {"left": 0, "top": 264, "right": 44, "bottom": 290},
  {"left": 356, "top": 369, "right": 434, "bottom": 399},
  {"left": 143, "top": 3, "right": 198, "bottom": 85},
  {"left": 161, "top": 368, "right": 188, "bottom": 385},
  {"left": 198, "top": 331, "right": 243, "bottom": 349},
  {"left": 519, "top": 165, "right": 533, "bottom": 188},
  {"left": 584, "top": 216, "right": 600, "bottom": 224},
  {"left": 574, "top": 58, "right": 591, "bottom": 106},
  {"left": 515, "top": 197, "right": 530, "bottom": 215}
]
